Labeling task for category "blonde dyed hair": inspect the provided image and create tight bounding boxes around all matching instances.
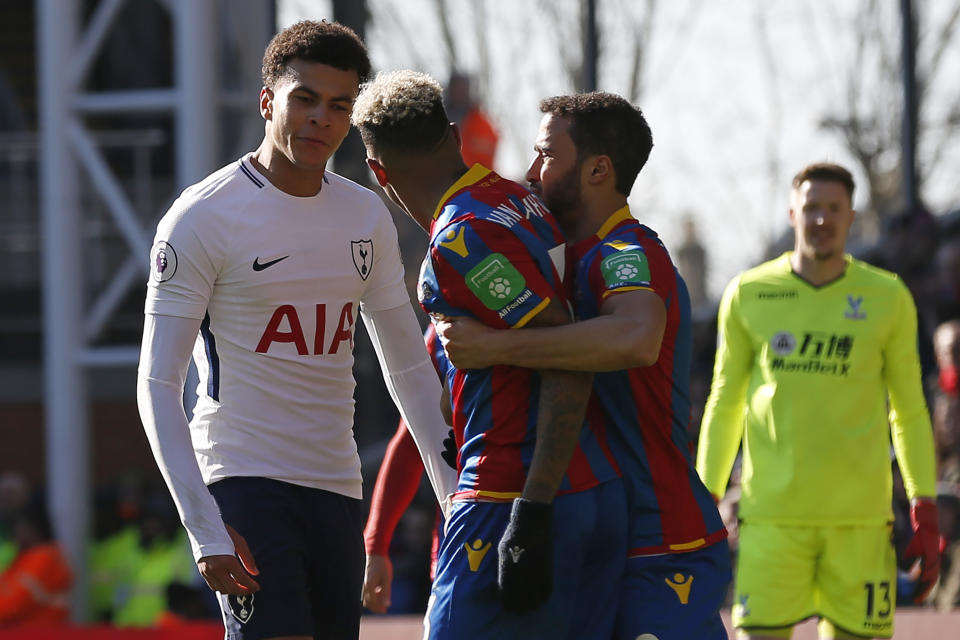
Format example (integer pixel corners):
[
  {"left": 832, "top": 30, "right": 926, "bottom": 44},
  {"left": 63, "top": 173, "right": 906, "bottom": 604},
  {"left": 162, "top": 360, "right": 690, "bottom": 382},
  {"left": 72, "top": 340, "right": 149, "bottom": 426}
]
[{"left": 352, "top": 70, "right": 450, "bottom": 153}]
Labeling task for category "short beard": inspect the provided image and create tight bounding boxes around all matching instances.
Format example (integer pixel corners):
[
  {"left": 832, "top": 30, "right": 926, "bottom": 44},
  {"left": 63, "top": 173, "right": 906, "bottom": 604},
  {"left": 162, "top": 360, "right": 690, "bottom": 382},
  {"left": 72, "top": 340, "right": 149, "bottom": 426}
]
[{"left": 541, "top": 161, "right": 583, "bottom": 231}]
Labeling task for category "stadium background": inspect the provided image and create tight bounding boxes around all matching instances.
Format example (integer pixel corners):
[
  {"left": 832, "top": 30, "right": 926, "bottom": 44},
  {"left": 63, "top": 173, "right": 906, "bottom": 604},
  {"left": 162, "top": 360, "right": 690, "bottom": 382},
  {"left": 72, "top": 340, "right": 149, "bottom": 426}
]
[{"left": 1, "top": 0, "right": 959, "bottom": 636}]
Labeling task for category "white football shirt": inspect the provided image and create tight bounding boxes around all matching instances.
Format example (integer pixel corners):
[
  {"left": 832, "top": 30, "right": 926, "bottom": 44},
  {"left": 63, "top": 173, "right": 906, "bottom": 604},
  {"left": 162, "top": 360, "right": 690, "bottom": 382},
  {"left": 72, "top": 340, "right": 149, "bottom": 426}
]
[{"left": 145, "top": 154, "right": 409, "bottom": 499}]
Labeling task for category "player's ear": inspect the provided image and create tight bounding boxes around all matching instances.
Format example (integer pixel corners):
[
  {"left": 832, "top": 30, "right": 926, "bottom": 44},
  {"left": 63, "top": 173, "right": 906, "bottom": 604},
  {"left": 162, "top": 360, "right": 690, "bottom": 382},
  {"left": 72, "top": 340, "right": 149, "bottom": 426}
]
[
  {"left": 586, "top": 155, "right": 612, "bottom": 185},
  {"left": 259, "top": 87, "right": 273, "bottom": 121},
  {"left": 367, "top": 158, "right": 389, "bottom": 187},
  {"left": 450, "top": 123, "right": 462, "bottom": 150}
]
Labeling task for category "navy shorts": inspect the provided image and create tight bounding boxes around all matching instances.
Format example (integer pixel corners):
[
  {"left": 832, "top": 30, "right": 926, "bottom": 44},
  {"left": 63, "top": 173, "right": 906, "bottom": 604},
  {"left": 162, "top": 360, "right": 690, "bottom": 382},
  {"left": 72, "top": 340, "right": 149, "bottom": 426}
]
[
  {"left": 426, "top": 479, "right": 627, "bottom": 640},
  {"left": 615, "top": 539, "right": 732, "bottom": 640},
  {"left": 208, "top": 477, "right": 365, "bottom": 640}
]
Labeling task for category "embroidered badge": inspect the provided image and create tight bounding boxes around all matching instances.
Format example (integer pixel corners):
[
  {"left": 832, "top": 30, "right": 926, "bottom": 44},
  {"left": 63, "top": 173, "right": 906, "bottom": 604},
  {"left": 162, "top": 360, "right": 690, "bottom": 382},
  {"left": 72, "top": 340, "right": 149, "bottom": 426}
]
[{"left": 351, "top": 240, "right": 373, "bottom": 281}]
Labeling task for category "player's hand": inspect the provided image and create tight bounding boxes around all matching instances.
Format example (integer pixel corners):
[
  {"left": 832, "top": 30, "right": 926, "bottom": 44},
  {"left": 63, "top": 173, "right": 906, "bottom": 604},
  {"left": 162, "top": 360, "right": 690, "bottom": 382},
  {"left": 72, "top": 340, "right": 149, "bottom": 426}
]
[
  {"left": 441, "top": 428, "right": 458, "bottom": 470},
  {"left": 435, "top": 316, "right": 496, "bottom": 369},
  {"left": 903, "top": 498, "right": 942, "bottom": 604},
  {"left": 497, "top": 498, "right": 553, "bottom": 613},
  {"left": 362, "top": 554, "right": 393, "bottom": 613},
  {"left": 197, "top": 524, "right": 260, "bottom": 595}
]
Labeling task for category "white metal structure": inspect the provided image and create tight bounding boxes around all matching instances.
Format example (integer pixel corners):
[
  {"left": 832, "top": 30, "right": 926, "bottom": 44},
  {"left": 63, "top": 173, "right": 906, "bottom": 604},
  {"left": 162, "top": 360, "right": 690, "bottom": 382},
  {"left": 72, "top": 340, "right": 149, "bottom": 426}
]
[{"left": 37, "top": 0, "right": 272, "bottom": 619}]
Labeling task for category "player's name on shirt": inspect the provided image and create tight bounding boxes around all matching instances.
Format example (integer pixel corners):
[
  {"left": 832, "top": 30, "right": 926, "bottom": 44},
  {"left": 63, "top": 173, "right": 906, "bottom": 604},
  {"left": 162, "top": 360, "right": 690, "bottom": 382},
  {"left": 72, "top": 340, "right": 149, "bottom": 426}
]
[{"left": 484, "top": 191, "right": 553, "bottom": 230}]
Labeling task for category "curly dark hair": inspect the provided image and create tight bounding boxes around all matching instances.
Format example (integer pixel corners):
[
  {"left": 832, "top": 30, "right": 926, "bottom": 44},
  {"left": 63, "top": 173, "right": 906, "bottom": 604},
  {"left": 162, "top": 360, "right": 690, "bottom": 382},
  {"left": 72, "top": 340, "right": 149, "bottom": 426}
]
[
  {"left": 261, "top": 20, "right": 371, "bottom": 88},
  {"left": 539, "top": 92, "right": 653, "bottom": 196},
  {"left": 792, "top": 163, "right": 855, "bottom": 203}
]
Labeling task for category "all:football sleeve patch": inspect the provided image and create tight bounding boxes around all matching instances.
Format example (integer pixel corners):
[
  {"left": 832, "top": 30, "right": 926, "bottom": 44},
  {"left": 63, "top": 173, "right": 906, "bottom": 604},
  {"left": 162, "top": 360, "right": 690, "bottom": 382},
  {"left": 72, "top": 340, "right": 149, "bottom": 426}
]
[
  {"left": 465, "top": 253, "right": 527, "bottom": 311},
  {"left": 600, "top": 249, "right": 651, "bottom": 289}
]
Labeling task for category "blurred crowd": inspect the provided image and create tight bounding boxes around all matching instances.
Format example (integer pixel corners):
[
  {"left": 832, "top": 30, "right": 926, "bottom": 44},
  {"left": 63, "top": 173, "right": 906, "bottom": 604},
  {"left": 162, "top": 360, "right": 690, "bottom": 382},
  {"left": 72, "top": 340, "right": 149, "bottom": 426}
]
[{"left": 0, "top": 470, "right": 217, "bottom": 628}]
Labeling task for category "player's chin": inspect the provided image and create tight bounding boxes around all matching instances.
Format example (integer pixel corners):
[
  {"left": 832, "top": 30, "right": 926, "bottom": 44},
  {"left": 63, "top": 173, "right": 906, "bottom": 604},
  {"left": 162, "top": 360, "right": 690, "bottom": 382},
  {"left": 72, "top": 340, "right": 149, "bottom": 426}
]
[
  {"left": 291, "top": 153, "right": 332, "bottom": 172},
  {"left": 292, "top": 142, "right": 335, "bottom": 166},
  {"left": 813, "top": 248, "right": 840, "bottom": 261}
]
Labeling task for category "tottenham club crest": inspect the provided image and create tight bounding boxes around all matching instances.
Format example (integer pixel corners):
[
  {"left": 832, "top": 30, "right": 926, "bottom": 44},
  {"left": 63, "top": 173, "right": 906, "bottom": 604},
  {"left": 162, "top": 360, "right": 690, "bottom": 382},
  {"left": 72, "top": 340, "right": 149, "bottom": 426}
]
[
  {"left": 351, "top": 239, "right": 373, "bottom": 281},
  {"left": 150, "top": 241, "right": 177, "bottom": 282},
  {"left": 227, "top": 592, "right": 255, "bottom": 624}
]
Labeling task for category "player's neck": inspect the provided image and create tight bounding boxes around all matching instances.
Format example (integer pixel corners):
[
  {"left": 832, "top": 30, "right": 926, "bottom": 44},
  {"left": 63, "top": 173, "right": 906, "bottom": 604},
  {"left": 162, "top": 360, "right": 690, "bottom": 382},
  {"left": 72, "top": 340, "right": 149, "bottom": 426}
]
[
  {"left": 251, "top": 144, "right": 327, "bottom": 197},
  {"left": 789, "top": 251, "right": 847, "bottom": 286},
  {"left": 565, "top": 192, "right": 627, "bottom": 244},
  {"left": 409, "top": 164, "right": 470, "bottom": 229}
]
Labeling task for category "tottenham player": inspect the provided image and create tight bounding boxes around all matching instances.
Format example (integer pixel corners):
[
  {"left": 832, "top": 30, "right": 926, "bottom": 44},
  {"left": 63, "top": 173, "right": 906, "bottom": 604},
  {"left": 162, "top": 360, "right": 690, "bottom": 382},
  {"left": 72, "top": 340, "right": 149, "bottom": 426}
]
[
  {"left": 361, "top": 323, "right": 452, "bottom": 614},
  {"left": 437, "top": 93, "right": 731, "bottom": 639},
  {"left": 697, "top": 163, "right": 939, "bottom": 639},
  {"left": 136, "top": 21, "right": 455, "bottom": 640},
  {"left": 352, "top": 71, "right": 626, "bottom": 639}
]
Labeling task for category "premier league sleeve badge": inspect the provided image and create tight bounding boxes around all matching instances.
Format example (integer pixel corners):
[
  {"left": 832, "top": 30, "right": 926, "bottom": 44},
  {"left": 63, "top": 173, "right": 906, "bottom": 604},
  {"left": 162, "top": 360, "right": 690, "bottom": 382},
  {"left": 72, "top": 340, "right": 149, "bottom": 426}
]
[{"left": 150, "top": 240, "right": 178, "bottom": 283}]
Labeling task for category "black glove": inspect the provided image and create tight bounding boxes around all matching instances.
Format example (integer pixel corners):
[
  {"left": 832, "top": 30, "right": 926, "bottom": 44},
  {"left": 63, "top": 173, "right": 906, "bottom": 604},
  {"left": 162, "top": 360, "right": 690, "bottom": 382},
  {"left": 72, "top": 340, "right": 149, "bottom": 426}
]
[
  {"left": 441, "top": 428, "right": 458, "bottom": 470},
  {"left": 497, "top": 498, "right": 553, "bottom": 613}
]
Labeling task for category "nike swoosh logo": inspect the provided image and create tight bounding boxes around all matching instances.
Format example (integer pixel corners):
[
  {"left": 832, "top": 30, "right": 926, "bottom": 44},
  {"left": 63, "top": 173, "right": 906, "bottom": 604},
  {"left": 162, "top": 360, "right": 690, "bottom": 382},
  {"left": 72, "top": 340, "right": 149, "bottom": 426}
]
[{"left": 252, "top": 255, "right": 289, "bottom": 271}]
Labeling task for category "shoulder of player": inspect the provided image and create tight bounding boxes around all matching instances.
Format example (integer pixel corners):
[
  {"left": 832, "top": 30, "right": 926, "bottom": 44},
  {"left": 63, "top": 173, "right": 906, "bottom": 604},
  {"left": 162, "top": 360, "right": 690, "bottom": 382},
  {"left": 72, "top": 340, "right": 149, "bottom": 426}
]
[
  {"left": 734, "top": 253, "right": 792, "bottom": 287},
  {"left": 592, "top": 225, "right": 670, "bottom": 265},
  {"left": 321, "top": 170, "right": 383, "bottom": 204},
  {"left": 429, "top": 214, "right": 503, "bottom": 246},
  {"left": 180, "top": 157, "right": 262, "bottom": 203},
  {"left": 323, "top": 171, "right": 393, "bottom": 219},
  {"left": 844, "top": 257, "right": 916, "bottom": 308},
  {"left": 718, "top": 255, "right": 792, "bottom": 308},
  {"left": 845, "top": 255, "right": 904, "bottom": 287},
  {"left": 161, "top": 159, "right": 264, "bottom": 226}
]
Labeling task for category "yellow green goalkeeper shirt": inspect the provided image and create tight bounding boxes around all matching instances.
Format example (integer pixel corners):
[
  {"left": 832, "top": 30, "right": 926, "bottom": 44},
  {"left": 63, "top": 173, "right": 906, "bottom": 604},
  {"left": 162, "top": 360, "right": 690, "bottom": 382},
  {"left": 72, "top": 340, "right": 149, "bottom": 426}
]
[{"left": 696, "top": 252, "right": 935, "bottom": 525}]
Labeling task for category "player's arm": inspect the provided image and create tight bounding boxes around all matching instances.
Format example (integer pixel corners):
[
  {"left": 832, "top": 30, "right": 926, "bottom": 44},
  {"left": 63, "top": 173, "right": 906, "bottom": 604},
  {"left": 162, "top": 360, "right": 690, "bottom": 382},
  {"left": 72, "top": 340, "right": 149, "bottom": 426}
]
[
  {"left": 884, "top": 281, "right": 940, "bottom": 602},
  {"left": 137, "top": 313, "right": 259, "bottom": 595},
  {"left": 520, "top": 298, "right": 594, "bottom": 502},
  {"left": 695, "top": 277, "right": 753, "bottom": 500},
  {"left": 886, "top": 283, "right": 937, "bottom": 500},
  {"left": 437, "top": 288, "right": 665, "bottom": 371},
  {"left": 496, "top": 293, "right": 592, "bottom": 614},
  {"left": 362, "top": 302, "right": 459, "bottom": 508},
  {"left": 362, "top": 419, "right": 424, "bottom": 613},
  {"left": 428, "top": 219, "right": 592, "bottom": 501}
]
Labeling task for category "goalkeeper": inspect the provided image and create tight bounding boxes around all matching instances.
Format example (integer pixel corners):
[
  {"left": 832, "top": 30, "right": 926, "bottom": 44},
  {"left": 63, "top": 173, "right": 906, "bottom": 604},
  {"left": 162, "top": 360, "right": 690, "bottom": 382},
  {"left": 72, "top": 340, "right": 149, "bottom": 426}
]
[{"left": 696, "top": 163, "right": 940, "bottom": 640}]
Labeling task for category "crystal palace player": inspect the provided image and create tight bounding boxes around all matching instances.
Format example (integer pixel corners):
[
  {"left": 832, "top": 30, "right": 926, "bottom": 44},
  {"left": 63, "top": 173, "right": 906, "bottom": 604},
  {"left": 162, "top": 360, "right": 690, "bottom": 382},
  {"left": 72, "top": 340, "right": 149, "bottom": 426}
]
[
  {"left": 697, "top": 163, "right": 939, "bottom": 640},
  {"left": 136, "top": 21, "right": 455, "bottom": 640},
  {"left": 352, "top": 71, "right": 625, "bottom": 639},
  {"left": 438, "top": 93, "right": 731, "bottom": 640}
]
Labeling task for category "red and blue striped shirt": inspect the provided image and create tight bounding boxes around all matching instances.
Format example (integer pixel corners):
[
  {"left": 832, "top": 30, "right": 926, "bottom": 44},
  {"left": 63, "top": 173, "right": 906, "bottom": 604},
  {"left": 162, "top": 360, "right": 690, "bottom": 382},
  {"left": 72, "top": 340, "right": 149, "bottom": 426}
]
[
  {"left": 418, "top": 165, "right": 620, "bottom": 501},
  {"left": 571, "top": 206, "right": 726, "bottom": 555}
]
